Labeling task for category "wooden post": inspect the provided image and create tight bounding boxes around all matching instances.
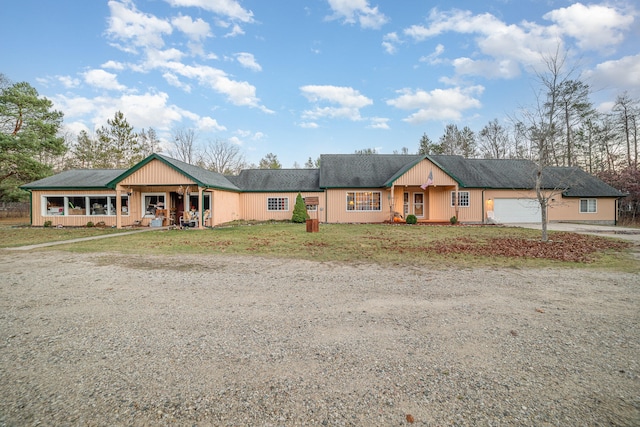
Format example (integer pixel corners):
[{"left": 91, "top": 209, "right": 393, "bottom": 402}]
[{"left": 116, "top": 188, "right": 122, "bottom": 229}]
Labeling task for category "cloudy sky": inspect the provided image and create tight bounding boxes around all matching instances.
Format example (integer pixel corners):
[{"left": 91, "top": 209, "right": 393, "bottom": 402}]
[{"left": 2, "top": 0, "right": 638, "bottom": 167}]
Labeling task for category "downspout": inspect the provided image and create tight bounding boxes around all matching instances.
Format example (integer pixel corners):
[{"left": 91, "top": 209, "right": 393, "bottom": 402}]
[
  {"left": 324, "top": 189, "right": 328, "bottom": 223},
  {"left": 27, "top": 190, "right": 33, "bottom": 226}
]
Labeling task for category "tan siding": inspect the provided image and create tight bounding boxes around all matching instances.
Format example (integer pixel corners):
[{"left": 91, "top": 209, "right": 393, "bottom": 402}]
[
  {"left": 120, "top": 159, "right": 194, "bottom": 186},
  {"left": 549, "top": 197, "right": 617, "bottom": 223},
  {"left": 325, "top": 189, "right": 392, "bottom": 223},
  {"left": 211, "top": 190, "right": 240, "bottom": 226},
  {"left": 239, "top": 192, "right": 325, "bottom": 222},
  {"left": 394, "top": 159, "right": 457, "bottom": 187}
]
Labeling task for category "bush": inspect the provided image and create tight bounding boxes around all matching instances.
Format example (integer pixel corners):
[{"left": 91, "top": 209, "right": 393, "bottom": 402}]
[
  {"left": 291, "top": 193, "right": 309, "bottom": 223},
  {"left": 86, "top": 221, "right": 94, "bottom": 228},
  {"left": 450, "top": 215, "right": 458, "bottom": 225},
  {"left": 43, "top": 220, "right": 52, "bottom": 228},
  {"left": 406, "top": 214, "right": 417, "bottom": 224}
]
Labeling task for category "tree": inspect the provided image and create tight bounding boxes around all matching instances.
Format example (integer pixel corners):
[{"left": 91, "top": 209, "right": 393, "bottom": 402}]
[
  {"left": 459, "top": 126, "right": 477, "bottom": 158},
  {"left": 556, "top": 79, "right": 595, "bottom": 167},
  {"left": 517, "top": 47, "right": 574, "bottom": 241},
  {"left": 437, "top": 124, "right": 476, "bottom": 157},
  {"left": 201, "top": 139, "right": 246, "bottom": 175},
  {"left": 418, "top": 133, "right": 439, "bottom": 155},
  {"left": 354, "top": 148, "right": 378, "bottom": 154},
  {"left": 138, "top": 127, "right": 162, "bottom": 158},
  {"left": 258, "top": 152, "right": 282, "bottom": 169},
  {"left": 479, "top": 119, "right": 509, "bottom": 159},
  {"left": 393, "top": 147, "right": 410, "bottom": 154},
  {"left": 96, "top": 111, "right": 139, "bottom": 168},
  {"left": 291, "top": 193, "right": 309, "bottom": 223},
  {"left": 305, "top": 156, "right": 320, "bottom": 168},
  {"left": 0, "top": 80, "right": 65, "bottom": 201},
  {"left": 171, "top": 128, "right": 198, "bottom": 164},
  {"left": 612, "top": 92, "right": 639, "bottom": 169}
]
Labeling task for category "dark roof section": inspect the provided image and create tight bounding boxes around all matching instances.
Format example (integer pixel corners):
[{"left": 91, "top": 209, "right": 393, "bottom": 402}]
[
  {"left": 320, "top": 154, "right": 423, "bottom": 188},
  {"left": 227, "top": 168, "right": 320, "bottom": 192},
  {"left": 106, "top": 154, "right": 240, "bottom": 191},
  {"left": 429, "top": 156, "right": 539, "bottom": 188},
  {"left": 546, "top": 167, "right": 626, "bottom": 197},
  {"left": 21, "top": 169, "right": 126, "bottom": 190}
]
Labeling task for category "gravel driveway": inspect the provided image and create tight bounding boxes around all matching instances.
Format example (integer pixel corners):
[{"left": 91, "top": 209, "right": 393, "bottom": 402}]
[{"left": 1, "top": 251, "right": 638, "bottom": 426}]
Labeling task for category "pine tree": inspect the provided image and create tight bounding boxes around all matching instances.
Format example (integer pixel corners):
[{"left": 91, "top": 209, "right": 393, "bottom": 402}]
[{"left": 291, "top": 193, "right": 309, "bottom": 223}]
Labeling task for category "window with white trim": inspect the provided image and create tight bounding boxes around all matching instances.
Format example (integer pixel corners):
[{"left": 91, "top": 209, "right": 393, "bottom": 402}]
[
  {"left": 43, "top": 195, "right": 129, "bottom": 216},
  {"left": 580, "top": 198, "right": 597, "bottom": 213},
  {"left": 346, "top": 191, "right": 381, "bottom": 211},
  {"left": 267, "top": 197, "right": 289, "bottom": 211},
  {"left": 143, "top": 193, "right": 166, "bottom": 217},
  {"left": 451, "top": 191, "right": 470, "bottom": 207}
]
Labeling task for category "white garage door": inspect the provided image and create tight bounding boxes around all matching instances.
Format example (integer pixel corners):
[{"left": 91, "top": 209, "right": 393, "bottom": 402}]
[{"left": 493, "top": 198, "right": 540, "bottom": 223}]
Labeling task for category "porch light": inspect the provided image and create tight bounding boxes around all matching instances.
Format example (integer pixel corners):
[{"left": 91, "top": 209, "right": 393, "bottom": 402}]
[{"left": 177, "top": 185, "right": 184, "bottom": 196}]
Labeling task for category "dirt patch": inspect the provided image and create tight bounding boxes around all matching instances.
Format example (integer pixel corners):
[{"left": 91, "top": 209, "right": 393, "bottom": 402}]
[{"left": 1, "top": 251, "right": 638, "bottom": 426}]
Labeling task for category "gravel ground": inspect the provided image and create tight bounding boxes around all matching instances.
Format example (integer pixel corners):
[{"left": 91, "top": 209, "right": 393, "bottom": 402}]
[{"left": 0, "top": 251, "right": 638, "bottom": 426}]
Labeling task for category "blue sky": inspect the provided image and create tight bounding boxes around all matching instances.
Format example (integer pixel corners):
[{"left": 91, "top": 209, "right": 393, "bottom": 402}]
[{"left": 2, "top": 0, "right": 638, "bottom": 167}]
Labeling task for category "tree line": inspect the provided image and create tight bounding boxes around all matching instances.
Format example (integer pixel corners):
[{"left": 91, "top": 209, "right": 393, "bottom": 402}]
[{"left": 1, "top": 62, "right": 638, "bottom": 224}]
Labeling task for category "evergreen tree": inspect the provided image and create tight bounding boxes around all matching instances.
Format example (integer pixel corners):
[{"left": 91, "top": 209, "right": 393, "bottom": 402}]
[
  {"left": 96, "top": 111, "right": 139, "bottom": 168},
  {"left": 291, "top": 193, "right": 308, "bottom": 223},
  {"left": 258, "top": 152, "right": 282, "bottom": 169},
  {"left": 0, "top": 80, "right": 65, "bottom": 201}
]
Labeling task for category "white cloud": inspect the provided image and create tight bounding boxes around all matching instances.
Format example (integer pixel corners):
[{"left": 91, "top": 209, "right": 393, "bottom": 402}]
[
  {"left": 387, "top": 86, "right": 483, "bottom": 124},
  {"left": 326, "top": 0, "right": 388, "bottom": 29},
  {"left": 82, "top": 69, "right": 127, "bottom": 91},
  {"left": 582, "top": 54, "right": 640, "bottom": 96},
  {"left": 419, "top": 43, "right": 445, "bottom": 64},
  {"left": 368, "top": 117, "right": 389, "bottom": 130},
  {"left": 171, "top": 15, "right": 211, "bottom": 41},
  {"left": 162, "top": 72, "right": 192, "bottom": 92},
  {"left": 235, "top": 52, "right": 262, "bottom": 71},
  {"left": 101, "top": 60, "right": 126, "bottom": 70},
  {"left": 106, "top": 0, "right": 172, "bottom": 51},
  {"left": 197, "top": 116, "right": 226, "bottom": 131},
  {"left": 452, "top": 57, "right": 520, "bottom": 79},
  {"left": 543, "top": 3, "right": 634, "bottom": 51},
  {"left": 299, "top": 122, "right": 319, "bottom": 129},
  {"left": 57, "top": 75, "right": 81, "bottom": 88},
  {"left": 300, "top": 85, "right": 373, "bottom": 121},
  {"left": 164, "top": 0, "right": 254, "bottom": 23},
  {"left": 382, "top": 32, "right": 400, "bottom": 54},
  {"left": 224, "top": 23, "right": 245, "bottom": 37}
]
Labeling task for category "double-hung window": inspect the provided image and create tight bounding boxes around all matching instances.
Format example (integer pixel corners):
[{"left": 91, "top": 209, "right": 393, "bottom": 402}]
[
  {"left": 580, "top": 199, "right": 597, "bottom": 213},
  {"left": 267, "top": 197, "right": 289, "bottom": 211},
  {"left": 451, "top": 191, "right": 470, "bottom": 207}
]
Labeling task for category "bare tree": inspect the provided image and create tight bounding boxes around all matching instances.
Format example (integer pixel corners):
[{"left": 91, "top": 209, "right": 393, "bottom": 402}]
[
  {"left": 200, "top": 139, "right": 247, "bottom": 175},
  {"left": 170, "top": 128, "right": 198, "bottom": 164},
  {"left": 478, "top": 119, "right": 509, "bottom": 159},
  {"left": 516, "top": 47, "right": 577, "bottom": 241},
  {"left": 612, "top": 92, "right": 639, "bottom": 169}
]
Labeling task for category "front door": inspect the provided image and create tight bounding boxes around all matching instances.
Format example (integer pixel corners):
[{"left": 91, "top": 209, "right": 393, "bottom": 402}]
[{"left": 414, "top": 193, "right": 424, "bottom": 217}]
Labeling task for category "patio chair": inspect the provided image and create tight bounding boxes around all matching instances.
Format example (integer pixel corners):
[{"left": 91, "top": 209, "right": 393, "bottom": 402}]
[{"left": 179, "top": 210, "right": 197, "bottom": 228}]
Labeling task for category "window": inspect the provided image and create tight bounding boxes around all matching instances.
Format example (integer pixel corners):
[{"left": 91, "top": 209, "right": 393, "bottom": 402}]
[
  {"left": 267, "top": 197, "right": 289, "bottom": 211},
  {"left": 143, "top": 193, "right": 165, "bottom": 217},
  {"left": 580, "top": 198, "right": 597, "bottom": 213},
  {"left": 67, "top": 196, "right": 87, "bottom": 215},
  {"left": 451, "top": 191, "right": 470, "bottom": 207},
  {"left": 346, "top": 191, "right": 381, "bottom": 211},
  {"left": 43, "top": 195, "right": 129, "bottom": 216}
]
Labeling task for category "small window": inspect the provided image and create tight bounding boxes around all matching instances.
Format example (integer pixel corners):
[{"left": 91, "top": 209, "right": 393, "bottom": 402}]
[
  {"left": 44, "top": 196, "right": 65, "bottom": 215},
  {"left": 68, "top": 196, "right": 87, "bottom": 215},
  {"left": 303, "top": 198, "right": 318, "bottom": 212},
  {"left": 143, "top": 193, "right": 165, "bottom": 217},
  {"left": 451, "top": 191, "right": 470, "bottom": 207},
  {"left": 267, "top": 197, "right": 289, "bottom": 211},
  {"left": 580, "top": 199, "right": 597, "bottom": 213}
]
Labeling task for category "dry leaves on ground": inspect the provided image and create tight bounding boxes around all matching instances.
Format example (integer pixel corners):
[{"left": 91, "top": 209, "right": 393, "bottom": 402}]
[{"left": 429, "top": 232, "right": 631, "bottom": 263}]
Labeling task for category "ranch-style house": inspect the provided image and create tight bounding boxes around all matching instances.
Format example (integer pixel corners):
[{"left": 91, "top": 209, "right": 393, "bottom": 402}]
[{"left": 21, "top": 153, "right": 625, "bottom": 228}]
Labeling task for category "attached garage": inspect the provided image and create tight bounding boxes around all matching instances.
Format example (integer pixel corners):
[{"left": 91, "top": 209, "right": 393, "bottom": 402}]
[{"left": 493, "top": 198, "right": 540, "bottom": 223}]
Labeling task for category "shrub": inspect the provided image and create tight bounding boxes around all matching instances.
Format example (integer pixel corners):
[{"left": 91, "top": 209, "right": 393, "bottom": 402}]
[
  {"left": 291, "top": 193, "right": 309, "bottom": 223},
  {"left": 406, "top": 214, "right": 417, "bottom": 224},
  {"left": 450, "top": 215, "right": 458, "bottom": 225},
  {"left": 86, "top": 221, "right": 95, "bottom": 228},
  {"left": 43, "top": 220, "right": 52, "bottom": 228}
]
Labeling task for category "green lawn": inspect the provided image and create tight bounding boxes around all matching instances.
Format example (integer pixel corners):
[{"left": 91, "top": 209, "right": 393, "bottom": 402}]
[{"left": 3, "top": 222, "right": 633, "bottom": 271}]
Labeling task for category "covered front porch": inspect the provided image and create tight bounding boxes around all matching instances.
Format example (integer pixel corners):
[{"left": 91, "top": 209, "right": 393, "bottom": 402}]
[{"left": 389, "top": 184, "right": 461, "bottom": 223}]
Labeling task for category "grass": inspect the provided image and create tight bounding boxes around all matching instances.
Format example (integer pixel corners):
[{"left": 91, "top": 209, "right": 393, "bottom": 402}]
[
  {"left": 0, "top": 218, "right": 129, "bottom": 247},
  {"left": 2, "top": 221, "right": 633, "bottom": 271}
]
